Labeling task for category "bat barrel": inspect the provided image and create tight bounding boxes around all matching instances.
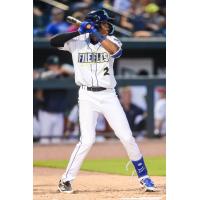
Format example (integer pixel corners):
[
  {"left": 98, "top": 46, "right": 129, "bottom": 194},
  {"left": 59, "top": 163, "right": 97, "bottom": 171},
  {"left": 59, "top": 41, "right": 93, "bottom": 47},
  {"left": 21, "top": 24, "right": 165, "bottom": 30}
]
[{"left": 66, "top": 16, "right": 81, "bottom": 25}]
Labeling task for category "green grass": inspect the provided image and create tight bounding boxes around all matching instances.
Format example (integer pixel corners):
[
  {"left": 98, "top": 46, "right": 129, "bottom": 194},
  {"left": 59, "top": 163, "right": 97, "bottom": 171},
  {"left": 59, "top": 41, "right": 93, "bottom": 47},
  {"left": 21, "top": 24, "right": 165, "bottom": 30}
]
[{"left": 34, "top": 157, "right": 166, "bottom": 176}]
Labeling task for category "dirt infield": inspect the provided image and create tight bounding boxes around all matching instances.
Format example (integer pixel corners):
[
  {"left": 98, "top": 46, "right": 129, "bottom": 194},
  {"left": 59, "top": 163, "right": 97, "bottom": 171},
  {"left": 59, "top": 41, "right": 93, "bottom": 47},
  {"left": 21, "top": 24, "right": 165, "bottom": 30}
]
[
  {"left": 33, "top": 138, "right": 166, "bottom": 200},
  {"left": 34, "top": 168, "right": 166, "bottom": 200},
  {"left": 33, "top": 138, "right": 166, "bottom": 161}
]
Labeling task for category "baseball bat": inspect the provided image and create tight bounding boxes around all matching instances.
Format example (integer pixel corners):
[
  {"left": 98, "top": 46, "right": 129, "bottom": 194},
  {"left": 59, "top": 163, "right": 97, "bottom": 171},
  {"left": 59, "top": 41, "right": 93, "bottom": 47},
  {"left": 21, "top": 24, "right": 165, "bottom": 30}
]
[
  {"left": 66, "top": 16, "right": 132, "bottom": 36},
  {"left": 39, "top": 0, "right": 69, "bottom": 10},
  {"left": 66, "top": 16, "right": 92, "bottom": 29}
]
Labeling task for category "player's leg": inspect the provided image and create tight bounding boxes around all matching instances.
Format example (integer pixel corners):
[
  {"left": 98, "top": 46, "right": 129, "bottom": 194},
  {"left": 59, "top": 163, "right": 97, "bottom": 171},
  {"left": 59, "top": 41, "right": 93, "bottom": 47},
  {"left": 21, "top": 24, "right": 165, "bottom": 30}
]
[
  {"left": 61, "top": 99, "right": 98, "bottom": 183},
  {"left": 102, "top": 96, "right": 142, "bottom": 160},
  {"left": 102, "top": 92, "right": 155, "bottom": 191},
  {"left": 38, "top": 110, "right": 53, "bottom": 144},
  {"left": 33, "top": 116, "right": 40, "bottom": 139},
  {"left": 51, "top": 113, "right": 64, "bottom": 143}
]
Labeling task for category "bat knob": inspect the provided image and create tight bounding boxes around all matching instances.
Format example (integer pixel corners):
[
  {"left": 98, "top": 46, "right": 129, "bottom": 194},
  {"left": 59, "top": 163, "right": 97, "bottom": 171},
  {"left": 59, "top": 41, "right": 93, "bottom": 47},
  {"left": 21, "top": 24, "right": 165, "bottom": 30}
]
[{"left": 86, "top": 24, "right": 92, "bottom": 29}]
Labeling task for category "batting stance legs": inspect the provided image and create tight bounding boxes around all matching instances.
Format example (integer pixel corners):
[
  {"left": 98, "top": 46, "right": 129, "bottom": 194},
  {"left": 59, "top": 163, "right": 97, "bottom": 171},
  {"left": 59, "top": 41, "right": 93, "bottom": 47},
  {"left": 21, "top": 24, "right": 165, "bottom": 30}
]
[{"left": 62, "top": 88, "right": 150, "bottom": 183}]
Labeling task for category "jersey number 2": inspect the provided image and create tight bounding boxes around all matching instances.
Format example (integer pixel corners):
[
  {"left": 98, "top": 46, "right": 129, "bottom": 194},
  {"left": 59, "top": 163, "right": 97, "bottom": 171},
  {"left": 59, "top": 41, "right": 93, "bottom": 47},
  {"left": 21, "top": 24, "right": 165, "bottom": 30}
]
[{"left": 104, "top": 67, "right": 110, "bottom": 76}]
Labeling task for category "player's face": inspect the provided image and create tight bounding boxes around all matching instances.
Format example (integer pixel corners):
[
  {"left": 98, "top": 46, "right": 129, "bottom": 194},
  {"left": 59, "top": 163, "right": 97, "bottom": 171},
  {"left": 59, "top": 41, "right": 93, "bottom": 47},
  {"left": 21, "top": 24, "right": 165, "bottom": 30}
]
[{"left": 99, "top": 21, "right": 110, "bottom": 35}]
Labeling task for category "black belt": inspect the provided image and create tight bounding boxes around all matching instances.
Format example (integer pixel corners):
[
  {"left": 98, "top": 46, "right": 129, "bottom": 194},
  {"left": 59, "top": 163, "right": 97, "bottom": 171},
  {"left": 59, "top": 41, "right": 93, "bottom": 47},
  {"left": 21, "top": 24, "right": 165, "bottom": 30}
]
[{"left": 81, "top": 86, "right": 107, "bottom": 92}]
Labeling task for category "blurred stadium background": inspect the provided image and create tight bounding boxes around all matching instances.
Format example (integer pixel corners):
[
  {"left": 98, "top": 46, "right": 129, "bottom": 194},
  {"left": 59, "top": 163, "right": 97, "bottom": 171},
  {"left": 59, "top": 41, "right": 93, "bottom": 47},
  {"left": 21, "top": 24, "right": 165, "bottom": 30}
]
[{"left": 33, "top": 0, "right": 166, "bottom": 144}]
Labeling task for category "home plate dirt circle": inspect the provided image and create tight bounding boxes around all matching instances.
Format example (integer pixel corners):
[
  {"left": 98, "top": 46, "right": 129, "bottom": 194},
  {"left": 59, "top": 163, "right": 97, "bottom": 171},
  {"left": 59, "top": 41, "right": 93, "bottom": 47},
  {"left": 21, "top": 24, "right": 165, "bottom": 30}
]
[{"left": 34, "top": 167, "right": 166, "bottom": 200}]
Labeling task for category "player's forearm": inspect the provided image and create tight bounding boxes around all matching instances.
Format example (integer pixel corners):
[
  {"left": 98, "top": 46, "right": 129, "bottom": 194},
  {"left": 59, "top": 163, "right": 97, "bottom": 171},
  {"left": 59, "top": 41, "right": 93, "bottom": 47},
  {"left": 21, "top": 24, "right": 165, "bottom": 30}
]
[
  {"left": 91, "top": 30, "right": 122, "bottom": 56},
  {"left": 50, "top": 31, "right": 80, "bottom": 47},
  {"left": 40, "top": 71, "right": 58, "bottom": 79},
  {"left": 101, "top": 39, "right": 120, "bottom": 55},
  {"left": 61, "top": 65, "right": 74, "bottom": 75}
]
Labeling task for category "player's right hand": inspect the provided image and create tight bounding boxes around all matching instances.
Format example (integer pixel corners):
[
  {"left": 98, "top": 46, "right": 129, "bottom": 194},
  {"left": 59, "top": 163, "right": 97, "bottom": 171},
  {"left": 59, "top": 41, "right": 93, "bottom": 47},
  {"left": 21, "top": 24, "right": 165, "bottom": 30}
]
[{"left": 78, "top": 21, "right": 95, "bottom": 34}]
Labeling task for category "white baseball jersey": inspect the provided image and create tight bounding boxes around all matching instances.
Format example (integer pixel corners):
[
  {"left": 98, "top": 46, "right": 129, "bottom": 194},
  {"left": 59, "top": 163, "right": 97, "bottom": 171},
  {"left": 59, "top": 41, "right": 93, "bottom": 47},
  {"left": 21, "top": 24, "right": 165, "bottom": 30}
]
[{"left": 59, "top": 33, "right": 122, "bottom": 88}]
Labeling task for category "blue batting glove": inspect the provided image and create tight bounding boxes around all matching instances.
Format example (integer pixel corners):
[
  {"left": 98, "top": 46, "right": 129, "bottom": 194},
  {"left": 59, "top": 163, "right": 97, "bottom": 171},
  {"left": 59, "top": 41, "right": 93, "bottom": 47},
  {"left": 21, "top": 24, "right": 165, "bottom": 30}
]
[
  {"left": 78, "top": 21, "right": 95, "bottom": 34},
  {"left": 90, "top": 28, "right": 106, "bottom": 42}
]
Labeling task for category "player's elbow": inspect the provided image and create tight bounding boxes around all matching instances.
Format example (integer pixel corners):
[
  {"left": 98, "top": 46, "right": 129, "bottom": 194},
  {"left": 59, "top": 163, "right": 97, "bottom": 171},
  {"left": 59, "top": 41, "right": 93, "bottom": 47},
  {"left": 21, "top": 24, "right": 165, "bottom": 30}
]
[
  {"left": 50, "top": 37, "right": 59, "bottom": 47},
  {"left": 50, "top": 35, "right": 64, "bottom": 48},
  {"left": 111, "top": 48, "right": 122, "bottom": 59}
]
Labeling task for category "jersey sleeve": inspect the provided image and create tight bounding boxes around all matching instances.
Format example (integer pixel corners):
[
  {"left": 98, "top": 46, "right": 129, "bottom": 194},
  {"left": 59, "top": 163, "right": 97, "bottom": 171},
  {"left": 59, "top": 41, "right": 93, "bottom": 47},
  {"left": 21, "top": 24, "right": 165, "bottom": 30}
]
[
  {"left": 108, "top": 36, "right": 123, "bottom": 58},
  {"left": 108, "top": 36, "right": 122, "bottom": 48},
  {"left": 58, "top": 35, "right": 82, "bottom": 52},
  {"left": 58, "top": 40, "right": 72, "bottom": 52}
]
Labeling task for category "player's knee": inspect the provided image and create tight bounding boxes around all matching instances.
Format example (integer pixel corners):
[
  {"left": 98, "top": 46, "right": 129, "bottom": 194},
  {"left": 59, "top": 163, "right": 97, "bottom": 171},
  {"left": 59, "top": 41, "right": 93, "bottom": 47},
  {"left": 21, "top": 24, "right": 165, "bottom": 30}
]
[
  {"left": 120, "top": 133, "right": 135, "bottom": 144},
  {"left": 81, "top": 138, "right": 95, "bottom": 148}
]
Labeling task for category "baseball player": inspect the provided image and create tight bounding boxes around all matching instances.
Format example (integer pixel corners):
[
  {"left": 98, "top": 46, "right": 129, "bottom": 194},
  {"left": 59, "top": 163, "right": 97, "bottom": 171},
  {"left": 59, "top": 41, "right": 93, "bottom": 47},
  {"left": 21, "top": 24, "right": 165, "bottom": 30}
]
[{"left": 50, "top": 10, "right": 156, "bottom": 193}]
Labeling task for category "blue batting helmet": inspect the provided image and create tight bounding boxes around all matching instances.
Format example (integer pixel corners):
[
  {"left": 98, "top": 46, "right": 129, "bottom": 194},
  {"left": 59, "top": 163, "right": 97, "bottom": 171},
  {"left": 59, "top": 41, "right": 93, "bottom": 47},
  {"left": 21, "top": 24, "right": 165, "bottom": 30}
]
[{"left": 85, "top": 10, "right": 115, "bottom": 35}]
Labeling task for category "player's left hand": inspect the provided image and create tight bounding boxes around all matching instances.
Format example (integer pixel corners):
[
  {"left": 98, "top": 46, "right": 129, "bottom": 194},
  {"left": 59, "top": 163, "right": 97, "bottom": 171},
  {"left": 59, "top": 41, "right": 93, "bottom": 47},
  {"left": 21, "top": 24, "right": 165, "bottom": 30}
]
[{"left": 78, "top": 21, "right": 95, "bottom": 34}]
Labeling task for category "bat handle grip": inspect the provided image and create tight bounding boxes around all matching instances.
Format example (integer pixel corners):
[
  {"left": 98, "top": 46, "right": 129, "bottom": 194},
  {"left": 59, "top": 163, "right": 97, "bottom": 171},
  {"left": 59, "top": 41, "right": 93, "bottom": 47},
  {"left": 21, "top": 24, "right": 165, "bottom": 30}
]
[{"left": 86, "top": 24, "right": 92, "bottom": 29}]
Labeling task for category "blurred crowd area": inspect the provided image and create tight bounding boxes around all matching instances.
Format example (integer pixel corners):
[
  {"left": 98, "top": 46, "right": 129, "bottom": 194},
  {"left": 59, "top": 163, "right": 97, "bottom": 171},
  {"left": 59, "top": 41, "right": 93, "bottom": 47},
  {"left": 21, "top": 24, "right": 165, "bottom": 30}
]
[
  {"left": 33, "top": 55, "right": 166, "bottom": 144},
  {"left": 34, "top": 0, "right": 166, "bottom": 38}
]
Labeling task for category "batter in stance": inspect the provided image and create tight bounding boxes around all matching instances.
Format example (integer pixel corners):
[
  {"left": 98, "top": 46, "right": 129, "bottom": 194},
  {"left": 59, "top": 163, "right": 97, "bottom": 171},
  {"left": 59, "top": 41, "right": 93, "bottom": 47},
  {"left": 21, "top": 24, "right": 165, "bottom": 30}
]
[{"left": 50, "top": 10, "right": 156, "bottom": 193}]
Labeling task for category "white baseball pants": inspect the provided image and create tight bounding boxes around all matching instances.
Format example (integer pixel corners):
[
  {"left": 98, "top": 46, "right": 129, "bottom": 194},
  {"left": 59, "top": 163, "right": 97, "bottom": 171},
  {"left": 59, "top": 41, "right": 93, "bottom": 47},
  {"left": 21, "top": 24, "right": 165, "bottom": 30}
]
[
  {"left": 39, "top": 110, "right": 64, "bottom": 138},
  {"left": 62, "top": 88, "right": 142, "bottom": 182},
  {"left": 33, "top": 116, "right": 40, "bottom": 137}
]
